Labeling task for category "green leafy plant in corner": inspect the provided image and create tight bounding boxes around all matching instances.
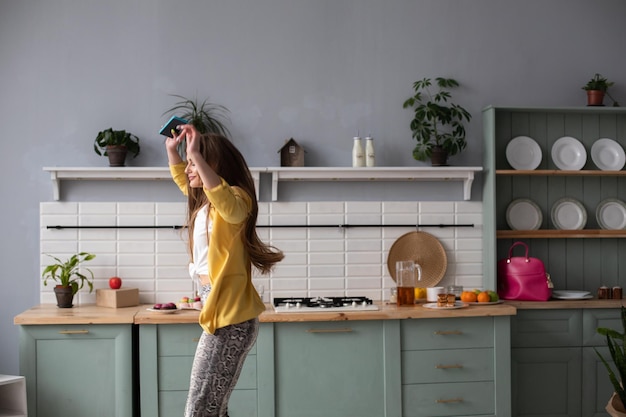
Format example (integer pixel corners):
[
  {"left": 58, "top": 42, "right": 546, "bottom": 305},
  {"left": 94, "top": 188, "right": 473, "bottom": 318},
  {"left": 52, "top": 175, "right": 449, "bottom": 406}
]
[
  {"left": 402, "top": 77, "right": 472, "bottom": 162},
  {"left": 93, "top": 128, "right": 141, "bottom": 158},
  {"left": 596, "top": 306, "right": 626, "bottom": 408},
  {"left": 42, "top": 252, "right": 96, "bottom": 295},
  {"left": 163, "top": 94, "right": 230, "bottom": 136},
  {"left": 582, "top": 73, "right": 620, "bottom": 106}
]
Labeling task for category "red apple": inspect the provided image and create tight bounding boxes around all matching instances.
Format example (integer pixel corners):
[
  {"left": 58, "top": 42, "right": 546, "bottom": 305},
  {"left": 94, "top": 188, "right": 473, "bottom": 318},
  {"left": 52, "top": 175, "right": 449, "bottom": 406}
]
[{"left": 109, "top": 277, "right": 122, "bottom": 289}]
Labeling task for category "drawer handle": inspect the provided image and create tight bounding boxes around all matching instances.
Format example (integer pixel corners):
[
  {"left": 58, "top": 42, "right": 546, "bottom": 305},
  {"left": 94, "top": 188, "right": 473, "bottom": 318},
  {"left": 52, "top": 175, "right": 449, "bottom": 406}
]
[
  {"left": 435, "top": 364, "right": 463, "bottom": 369},
  {"left": 192, "top": 338, "right": 200, "bottom": 342},
  {"left": 306, "top": 328, "right": 353, "bottom": 333},
  {"left": 434, "top": 330, "right": 462, "bottom": 335},
  {"left": 58, "top": 329, "right": 89, "bottom": 335},
  {"left": 436, "top": 397, "right": 463, "bottom": 404}
]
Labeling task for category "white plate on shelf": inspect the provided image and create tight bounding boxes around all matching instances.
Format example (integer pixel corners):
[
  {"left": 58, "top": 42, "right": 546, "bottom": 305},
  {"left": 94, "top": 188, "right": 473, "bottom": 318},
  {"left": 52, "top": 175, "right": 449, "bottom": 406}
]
[
  {"left": 551, "top": 198, "right": 587, "bottom": 230},
  {"left": 552, "top": 290, "right": 590, "bottom": 299},
  {"left": 422, "top": 302, "right": 468, "bottom": 310},
  {"left": 146, "top": 308, "right": 178, "bottom": 314},
  {"left": 506, "top": 199, "right": 543, "bottom": 230},
  {"left": 506, "top": 136, "right": 542, "bottom": 170},
  {"left": 552, "top": 293, "right": 593, "bottom": 300},
  {"left": 591, "top": 138, "right": 626, "bottom": 171},
  {"left": 596, "top": 198, "right": 626, "bottom": 230},
  {"left": 551, "top": 136, "right": 587, "bottom": 170}
]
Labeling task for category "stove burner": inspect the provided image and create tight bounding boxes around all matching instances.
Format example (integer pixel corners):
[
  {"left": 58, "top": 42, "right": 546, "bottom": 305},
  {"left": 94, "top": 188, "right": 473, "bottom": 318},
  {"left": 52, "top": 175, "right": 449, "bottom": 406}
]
[{"left": 274, "top": 296, "right": 373, "bottom": 308}]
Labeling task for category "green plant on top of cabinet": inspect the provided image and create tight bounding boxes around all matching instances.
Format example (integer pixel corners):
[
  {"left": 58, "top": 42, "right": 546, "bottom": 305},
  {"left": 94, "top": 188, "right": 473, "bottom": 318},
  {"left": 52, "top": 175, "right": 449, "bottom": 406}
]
[
  {"left": 41, "top": 252, "right": 95, "bottom": 308},
  {"left": 482, "top": 106, "right": 626, "bottom": 293}
]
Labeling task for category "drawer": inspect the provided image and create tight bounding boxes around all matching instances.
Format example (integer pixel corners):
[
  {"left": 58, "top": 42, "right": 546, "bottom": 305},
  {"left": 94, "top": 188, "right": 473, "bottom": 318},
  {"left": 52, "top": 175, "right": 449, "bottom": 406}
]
[
  {"left": 402, "top": 348, "right": 493, "bottom": 384},
  {"left": 156, "top": 324, "right": 257, "bottom": 356},
  {"left": 401, "top": 317, "right": 494, "bottom": 351},
  {"left": 583, "top": 309, "right": 621, "bottom": 346},
  {"left": 159, "top": 389, "right": 257, "bottom": 417},
  {"left": 158, "top": 354, "right": 257, "bottom": 390},
  {"left": 511, "top": 309, "right": 582, "bottom": 348},
  {"left": 402, "top": 381, "right": 495, "bottom": 417}
]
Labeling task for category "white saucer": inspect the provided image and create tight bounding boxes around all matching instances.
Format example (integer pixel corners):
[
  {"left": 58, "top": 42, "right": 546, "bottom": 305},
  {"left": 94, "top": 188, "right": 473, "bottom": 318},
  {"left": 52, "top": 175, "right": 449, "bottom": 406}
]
[
  {"left": 422, "top": 302, "right": 468, "bottom": 310},
  {"left": 591, "top": 138, "right": 625, "bottom": 171},
  {"left": 596, "top": 199, "right": 626, "bottom": 230},
  {"left": 506, "top": 136, "right": 542, "bottom": 170},
  {"left": 551, "top": 198, "right": 587, "bottom": 230},
  {"left": 506, "top": 199, "right": 543, "bottom": 230},
  {"left": 146, "top": 308, "right": 178, "bottom": 314},
  {"left": 552, "top": 294, "right": 593, "bottom": 300},
  {"left": 552, "top": 290, "right": 590, "bottom": 298},
  {"left": 551, "top": 136, "right": 587, "bottom": 170}
]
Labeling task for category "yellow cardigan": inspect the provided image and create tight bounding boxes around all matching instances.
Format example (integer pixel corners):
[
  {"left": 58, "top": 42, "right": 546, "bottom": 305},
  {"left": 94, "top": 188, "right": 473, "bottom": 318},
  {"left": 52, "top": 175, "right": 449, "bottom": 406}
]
[{"left": 170, "top": 162, "right": 265, "bottom": 334}]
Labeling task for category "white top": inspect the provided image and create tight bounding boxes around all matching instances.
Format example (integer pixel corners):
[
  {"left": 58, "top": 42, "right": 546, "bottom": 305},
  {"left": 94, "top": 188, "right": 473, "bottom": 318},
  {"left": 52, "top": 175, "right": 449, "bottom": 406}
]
[{"left": 189, "top": 205, "right": 212, "bottom": 280}]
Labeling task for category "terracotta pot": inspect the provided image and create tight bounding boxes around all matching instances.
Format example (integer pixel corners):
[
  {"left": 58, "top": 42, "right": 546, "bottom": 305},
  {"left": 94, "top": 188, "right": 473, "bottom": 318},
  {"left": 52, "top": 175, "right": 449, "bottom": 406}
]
[
  {"left": 607, "top": 392, "right": 626, "bottom": 417},
  {"left": 53, "top": 286, "right": 74, "bottom": 308},
  {"left": 106, "top": 145, "right": 128, "bottom": 167},
  {"left": 430, "top": 145, "right": 449, "bottom": 166},
  {"left": 587, "top": 90, "right": 605, "bottom": 106}
]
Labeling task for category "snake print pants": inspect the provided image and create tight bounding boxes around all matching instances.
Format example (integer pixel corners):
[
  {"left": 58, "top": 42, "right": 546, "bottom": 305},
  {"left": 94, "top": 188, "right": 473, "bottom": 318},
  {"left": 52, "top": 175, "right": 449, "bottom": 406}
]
[{"left": 184, "top": 285, "right": 259, "bottom": 417}]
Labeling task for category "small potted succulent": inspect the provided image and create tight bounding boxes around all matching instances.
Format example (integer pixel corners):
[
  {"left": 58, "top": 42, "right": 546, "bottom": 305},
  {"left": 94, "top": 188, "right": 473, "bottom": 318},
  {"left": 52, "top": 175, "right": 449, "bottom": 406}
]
[
  {"left": 42, "top": 252, "right": 96, "bottom": 308},
  {"left": 94, "top": 128, "right": 140, "bottom": 167},
  {"left": 402, "top": 77, "right": 472, "bottom": 166},
  {"left": 582, "top": 73, "right": 619, "bottom": 106},
  {"left": 596, "top": 306, "right": 626, "bottom": 416}
]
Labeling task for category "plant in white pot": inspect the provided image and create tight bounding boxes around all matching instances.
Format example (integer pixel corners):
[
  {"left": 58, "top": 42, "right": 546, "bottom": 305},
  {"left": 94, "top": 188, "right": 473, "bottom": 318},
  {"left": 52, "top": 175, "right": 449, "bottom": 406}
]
[
  {"left": 596, "top": 306, "right": 626, "bottom": 416},
  {"left": 402, "top": 77, "right": 472, "bottom": 166},
  {"left": 42, "top": 252, "right": 96, "bottom": 308}
]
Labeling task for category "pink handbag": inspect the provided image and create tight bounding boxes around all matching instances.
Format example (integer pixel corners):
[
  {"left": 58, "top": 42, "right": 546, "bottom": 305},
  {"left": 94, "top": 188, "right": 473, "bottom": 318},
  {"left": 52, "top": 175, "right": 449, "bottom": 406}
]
[{"left": 497, "top": 241, "right": 553, "bottom": 301}]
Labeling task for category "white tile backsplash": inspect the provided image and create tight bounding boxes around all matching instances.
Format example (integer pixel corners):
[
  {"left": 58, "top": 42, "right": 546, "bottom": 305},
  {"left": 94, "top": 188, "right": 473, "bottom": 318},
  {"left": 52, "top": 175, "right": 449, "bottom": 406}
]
[{"left": 40, "top": 200, "right": 484, "bottom": 304}]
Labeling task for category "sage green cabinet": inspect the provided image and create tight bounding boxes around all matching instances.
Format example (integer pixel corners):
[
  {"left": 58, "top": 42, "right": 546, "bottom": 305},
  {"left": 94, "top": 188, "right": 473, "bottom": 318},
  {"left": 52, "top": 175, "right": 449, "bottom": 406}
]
[
  {"left": 139, "top": 323, "right": 272, "bottom": 417},
  {"left": 400, "top": 316, "right": 511, "bottom": 417},
  {"left": 511, "top": 309, "right": 618, "bottom": 417},
  {"left": 272, "top": 320, "right": 401, "bottom": 417},
  {"left": 19, "top": 324, "right": 133, "bottom": 417},
  {"left": 482, "top": 106, "right": 626, "bottom": 292}
]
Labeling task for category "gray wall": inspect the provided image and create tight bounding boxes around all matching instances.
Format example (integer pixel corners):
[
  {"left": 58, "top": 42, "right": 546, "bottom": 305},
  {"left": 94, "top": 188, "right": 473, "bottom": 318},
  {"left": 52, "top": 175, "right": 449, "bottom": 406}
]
[{"left": 1, "top": 0, "right": 625, "bottom": 374}]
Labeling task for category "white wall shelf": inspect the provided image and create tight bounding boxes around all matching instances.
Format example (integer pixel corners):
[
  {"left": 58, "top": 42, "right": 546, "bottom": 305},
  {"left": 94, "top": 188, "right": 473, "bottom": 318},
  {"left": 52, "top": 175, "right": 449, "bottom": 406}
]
[{"left": 43, "top": 166, "right": 482, "bottom": 201}]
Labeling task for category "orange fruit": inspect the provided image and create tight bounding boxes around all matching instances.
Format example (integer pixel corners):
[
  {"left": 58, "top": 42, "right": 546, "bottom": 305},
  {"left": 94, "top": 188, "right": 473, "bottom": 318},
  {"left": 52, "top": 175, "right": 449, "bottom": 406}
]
[
  {"left": 461, "top": 291, "right": 477, "bottom": 303},
  {"left": 477, "top": 291, "right": 491, "bottom": 303}
]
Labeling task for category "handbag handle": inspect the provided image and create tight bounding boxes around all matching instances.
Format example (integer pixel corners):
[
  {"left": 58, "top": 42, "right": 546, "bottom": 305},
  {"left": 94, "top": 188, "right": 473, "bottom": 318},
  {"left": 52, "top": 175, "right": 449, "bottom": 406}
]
[{"left": 506, "top": 241, "right": 530, "bottom": 263}]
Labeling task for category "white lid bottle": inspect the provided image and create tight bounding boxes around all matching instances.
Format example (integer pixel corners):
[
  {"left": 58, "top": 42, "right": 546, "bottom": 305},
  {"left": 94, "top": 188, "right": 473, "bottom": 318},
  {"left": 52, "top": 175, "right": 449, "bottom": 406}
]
[
  {"left": 365, "top": 136, "right": 375, "bottom": 167},
  {"left": 352, "top": 137, "right": 365, "bottom": 167}
]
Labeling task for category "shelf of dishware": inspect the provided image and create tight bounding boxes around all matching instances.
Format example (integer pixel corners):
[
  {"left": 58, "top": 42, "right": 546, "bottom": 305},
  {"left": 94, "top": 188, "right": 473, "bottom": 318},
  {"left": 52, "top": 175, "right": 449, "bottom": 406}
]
[
  {"left": 43, "top": 166, "right": 482, "bottom": 201},
  {"left": 497, "top": 229, "right": 626, "bottom": 239},
  {"left": 497, "top": 170, "right": 626, "bottom": 176}
]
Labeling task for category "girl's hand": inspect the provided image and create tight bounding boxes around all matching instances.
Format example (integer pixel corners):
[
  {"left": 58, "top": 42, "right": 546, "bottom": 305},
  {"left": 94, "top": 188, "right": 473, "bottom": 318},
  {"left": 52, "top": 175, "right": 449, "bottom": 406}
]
[{"left": 176, "top": 124, "right": 201, "bottom": 157}]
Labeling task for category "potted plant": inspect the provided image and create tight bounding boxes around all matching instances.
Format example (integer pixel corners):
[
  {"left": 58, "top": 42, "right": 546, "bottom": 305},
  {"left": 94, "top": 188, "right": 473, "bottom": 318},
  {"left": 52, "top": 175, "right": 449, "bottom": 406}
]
[
  {"left": 402, "top": 77, "right": 472, "bottom": 166},
  {"left": 596, "top": 306, "right": 626, "bottom": 416},
  {"left": 94, "top": 128, "right": 141, "bottom": 167},
  {"left": 582, "top": 73, "right": 619, "bottom": 106},
  {"left": 42, "top": 252, "right": 96, "bottom": 308}
]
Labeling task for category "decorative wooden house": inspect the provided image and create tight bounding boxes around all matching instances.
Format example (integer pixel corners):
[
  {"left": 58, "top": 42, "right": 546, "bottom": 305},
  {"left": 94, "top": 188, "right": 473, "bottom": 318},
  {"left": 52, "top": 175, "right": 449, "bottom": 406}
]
[{"left": 278, "top": 138, "right": 304, "bottom": 167}]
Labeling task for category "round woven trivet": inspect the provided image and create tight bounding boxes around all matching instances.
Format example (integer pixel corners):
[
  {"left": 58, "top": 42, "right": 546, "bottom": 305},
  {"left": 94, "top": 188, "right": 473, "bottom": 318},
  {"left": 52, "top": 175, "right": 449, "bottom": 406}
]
[{"left": 387, "top": 231, "right": 447, "bottom": 287}]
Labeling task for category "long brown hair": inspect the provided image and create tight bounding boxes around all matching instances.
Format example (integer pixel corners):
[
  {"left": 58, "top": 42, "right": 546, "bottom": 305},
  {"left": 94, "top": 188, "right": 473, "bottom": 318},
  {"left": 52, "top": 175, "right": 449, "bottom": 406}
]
[{"left": 185, "top": 133, "right": 284, "bottom": 274}]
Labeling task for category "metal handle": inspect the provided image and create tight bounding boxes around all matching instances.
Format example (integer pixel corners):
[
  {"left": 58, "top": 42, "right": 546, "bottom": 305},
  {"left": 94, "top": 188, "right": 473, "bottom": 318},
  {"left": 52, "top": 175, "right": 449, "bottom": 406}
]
[
  {"left": 58, "top": 329, "right": 89, "bottom": 335},
  {"left": 436, "top": 398, "right": 464, "bottom": 404},
  {"left": 434, "top": 330, "right": 463, "bottom": 335},
  {"left": 306, "top": 328, "right": 353, "bottom": 333},
  {"left": 435, "top": 364, "right": 463, "bottom": 369},
  {"left": 192, "top": 338, "right": 200, "bottom": 342}
]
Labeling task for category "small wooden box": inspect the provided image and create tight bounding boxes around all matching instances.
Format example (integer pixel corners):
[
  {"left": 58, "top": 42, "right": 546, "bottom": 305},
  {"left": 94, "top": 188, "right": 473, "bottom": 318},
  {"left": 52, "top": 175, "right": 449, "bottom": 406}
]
[{"left": 96, "top": 288, "right": 139, "bottom": 308}]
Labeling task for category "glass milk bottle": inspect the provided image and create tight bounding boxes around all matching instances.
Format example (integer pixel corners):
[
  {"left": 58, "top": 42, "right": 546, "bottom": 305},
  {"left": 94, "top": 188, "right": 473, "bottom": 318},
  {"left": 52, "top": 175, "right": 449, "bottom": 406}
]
[
  {"left": 365, "top": 136, "right": 375, "bottom": 167},
  {"left": 352, "top": 136, "right": 365, "bottom": 167}
]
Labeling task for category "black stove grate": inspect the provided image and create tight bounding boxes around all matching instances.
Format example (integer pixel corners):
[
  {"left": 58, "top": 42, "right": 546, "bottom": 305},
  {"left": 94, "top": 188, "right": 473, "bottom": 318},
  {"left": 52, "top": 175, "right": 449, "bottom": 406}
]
[{"left": 273, "top": 296, "right": 373, "bottom": 308}]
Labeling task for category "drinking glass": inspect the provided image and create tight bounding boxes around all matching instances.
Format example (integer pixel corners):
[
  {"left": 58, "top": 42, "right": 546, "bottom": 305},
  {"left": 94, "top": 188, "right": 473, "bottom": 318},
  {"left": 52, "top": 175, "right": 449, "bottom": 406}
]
[{"left": 396, "top": 261, "right": 417, "bottom": 306}]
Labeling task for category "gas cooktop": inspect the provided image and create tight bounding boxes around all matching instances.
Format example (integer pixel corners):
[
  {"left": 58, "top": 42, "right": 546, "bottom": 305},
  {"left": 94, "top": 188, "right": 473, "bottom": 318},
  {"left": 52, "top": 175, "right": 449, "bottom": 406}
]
[{"left": 273, "top": 296, "right": 379, "bottom": 313}]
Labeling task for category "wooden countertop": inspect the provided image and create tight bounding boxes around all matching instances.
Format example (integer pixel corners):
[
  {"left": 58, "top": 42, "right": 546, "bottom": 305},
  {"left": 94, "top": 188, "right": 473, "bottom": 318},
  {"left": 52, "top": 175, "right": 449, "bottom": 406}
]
[{"left": 15, "top": 299, "right": 624, "bottom": 325}]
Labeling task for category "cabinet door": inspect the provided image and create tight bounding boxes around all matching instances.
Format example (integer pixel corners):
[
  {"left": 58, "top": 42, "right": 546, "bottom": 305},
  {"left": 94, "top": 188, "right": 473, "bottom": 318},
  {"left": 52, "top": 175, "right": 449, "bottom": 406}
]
[
  {"left": 511, "top": 347, "right": 581, "bottom": 417},
  {"left": 582, "top": 346, "right": 613, "bottom": 417},
  {"left": 19, "top": 324, "right": 133, "bottom": 417},
  {"left": 273, "top": 320, "right": 389, "bottom": 417}
]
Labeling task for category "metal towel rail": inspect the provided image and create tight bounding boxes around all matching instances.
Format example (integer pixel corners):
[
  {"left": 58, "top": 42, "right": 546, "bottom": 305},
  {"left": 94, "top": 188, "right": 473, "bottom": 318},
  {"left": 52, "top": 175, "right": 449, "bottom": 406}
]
[{"left": 47, "top": 223, "right": 474, "bottom": 230}]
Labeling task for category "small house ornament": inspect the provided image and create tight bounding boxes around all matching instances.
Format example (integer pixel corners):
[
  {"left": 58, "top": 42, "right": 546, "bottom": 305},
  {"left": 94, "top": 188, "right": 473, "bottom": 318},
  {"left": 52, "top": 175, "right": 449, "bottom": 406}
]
[{"left": 278, "top": 138, "right": 304, "bottom": 167}]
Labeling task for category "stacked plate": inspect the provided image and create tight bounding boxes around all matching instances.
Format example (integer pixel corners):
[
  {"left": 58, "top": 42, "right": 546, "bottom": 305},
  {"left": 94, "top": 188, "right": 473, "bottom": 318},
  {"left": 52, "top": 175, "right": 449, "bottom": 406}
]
[
  {"left": 551, "top": 136, "right": 587, "bottom": 170},
  {"left": 551, "top": 198, "right": 587, "bottom": 230},
  {"left": 506, "top": 199, "right": 543, "bottom": 230},
  {"left": 552, "top": 290, "right": 592, "bottom": 300},
  {"left": 596, "top": 198, "right": 626, "bottom": 230}
]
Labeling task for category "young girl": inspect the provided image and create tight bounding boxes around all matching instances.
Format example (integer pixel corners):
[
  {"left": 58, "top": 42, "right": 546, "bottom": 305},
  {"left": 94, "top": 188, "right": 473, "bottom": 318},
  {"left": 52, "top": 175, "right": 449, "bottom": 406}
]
[{"left": 166, "top": 124, "right": 283, "bottom": 417}]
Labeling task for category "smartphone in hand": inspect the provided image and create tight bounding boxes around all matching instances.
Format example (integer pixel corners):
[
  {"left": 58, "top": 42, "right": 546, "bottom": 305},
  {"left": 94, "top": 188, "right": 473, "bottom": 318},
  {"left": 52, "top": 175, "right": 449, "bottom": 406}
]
[{"left": 159, "top": 116, "right": 189, "bottom": 138}]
